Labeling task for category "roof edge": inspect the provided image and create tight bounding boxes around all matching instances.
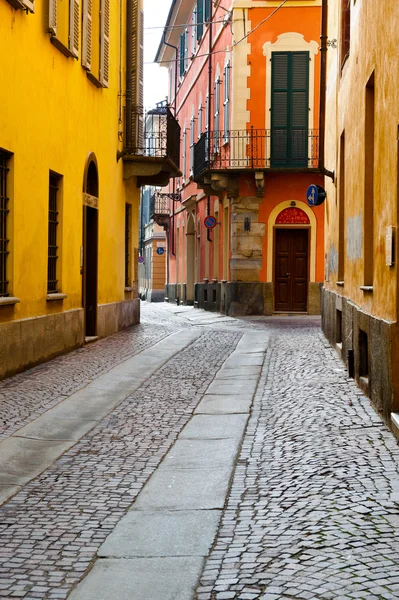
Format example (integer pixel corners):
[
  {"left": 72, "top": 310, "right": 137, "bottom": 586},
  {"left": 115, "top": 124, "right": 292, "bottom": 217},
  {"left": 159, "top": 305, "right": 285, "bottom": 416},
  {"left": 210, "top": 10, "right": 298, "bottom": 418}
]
[{"left": 154, "top": 0, "right": 177, "bottom": 63}]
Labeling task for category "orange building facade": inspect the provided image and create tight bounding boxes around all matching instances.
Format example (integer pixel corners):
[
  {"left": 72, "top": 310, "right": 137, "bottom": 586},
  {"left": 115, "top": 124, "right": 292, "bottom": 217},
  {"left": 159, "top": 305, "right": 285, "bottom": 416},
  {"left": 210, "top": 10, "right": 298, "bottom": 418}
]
[{"left": 156, "top": 0, "right": 324, "bottom": 316}]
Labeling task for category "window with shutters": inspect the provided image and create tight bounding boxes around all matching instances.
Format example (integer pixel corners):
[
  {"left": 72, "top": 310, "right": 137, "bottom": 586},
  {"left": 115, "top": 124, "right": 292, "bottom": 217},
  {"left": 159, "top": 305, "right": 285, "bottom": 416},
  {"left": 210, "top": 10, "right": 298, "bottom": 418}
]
[
  {"left": 47, "top": 173, "right": 62, "bottom": 294},
  {"left": 48, "top": 0, "right": 80, "bottom": 59},
  {"left": 190, "top": 114, "right": 195, "bottom": 176},
  {"left": 179, "top": 29, "right": 189, "bottom": 78},
  {"left": 191, "top": 9, "right": 197, "bottom": 55},
  {"left": 214, "top": 78, "right": 221, "bottom": 152},
  {"left": 198, "top": 103, "right": 203, "bottom": 139},
  {"left": 0, "top": 152, "right": 10, "bottom": 298},
  {"left": 182, "top": 125, "right": 187, "bottom": 181},
  {"left": 340, "top": 0, "right": 351, "bottom": 68},
  {"left": 223, "top": 62, "right": 230, "bottom": 143},
  {"left": 196, "top": 0, "right": 203, "bottom": 40},
  {"left": 271, "top": 51, "right": 309, "bottom": 168}
]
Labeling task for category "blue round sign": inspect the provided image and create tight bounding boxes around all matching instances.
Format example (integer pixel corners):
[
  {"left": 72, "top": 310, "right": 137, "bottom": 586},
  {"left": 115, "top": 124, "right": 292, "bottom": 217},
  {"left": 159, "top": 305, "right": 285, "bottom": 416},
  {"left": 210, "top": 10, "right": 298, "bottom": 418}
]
[
  {"left": 306, "top": 184, "right": 326, "bottom": 207},
  {"left": 204, "top": 215, "right": 217, "bottom": 229},
  {"left": 156, "top": 247, "right": 165, "bottom": 256},
  {"left": 138, "top": 256, "right": 144, "bottom": 263}
]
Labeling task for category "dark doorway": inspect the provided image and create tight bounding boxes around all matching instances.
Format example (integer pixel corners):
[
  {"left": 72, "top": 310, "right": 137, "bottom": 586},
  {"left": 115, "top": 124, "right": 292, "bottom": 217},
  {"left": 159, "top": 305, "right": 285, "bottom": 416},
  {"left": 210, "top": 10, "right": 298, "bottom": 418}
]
[
  {"left": 274, "top": 228, "right": 309, "bottom": 312},
  {"left": 83, "top": 205, "right": 98, "bottom": 337}
]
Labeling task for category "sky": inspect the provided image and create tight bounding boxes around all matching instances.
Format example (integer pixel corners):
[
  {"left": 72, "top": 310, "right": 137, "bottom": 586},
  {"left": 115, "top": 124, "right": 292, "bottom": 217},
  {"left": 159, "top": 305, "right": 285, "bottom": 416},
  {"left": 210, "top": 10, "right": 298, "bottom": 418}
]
[{"left": 143, "top": 0, "right": 173, "bottom": 108}]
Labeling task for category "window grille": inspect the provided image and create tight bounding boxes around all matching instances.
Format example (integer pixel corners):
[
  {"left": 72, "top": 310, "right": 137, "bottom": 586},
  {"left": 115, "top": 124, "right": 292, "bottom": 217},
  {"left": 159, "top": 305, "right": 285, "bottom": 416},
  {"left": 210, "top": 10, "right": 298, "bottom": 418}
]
[
  {"left": 125, "top": 203, "right": 132, "bottom": 287},
  {"left": 47, "top": 173, "right": 59, "bottom": 293},
  {"left": 0, "top": 153, "right": 9, "bottom": 297}
]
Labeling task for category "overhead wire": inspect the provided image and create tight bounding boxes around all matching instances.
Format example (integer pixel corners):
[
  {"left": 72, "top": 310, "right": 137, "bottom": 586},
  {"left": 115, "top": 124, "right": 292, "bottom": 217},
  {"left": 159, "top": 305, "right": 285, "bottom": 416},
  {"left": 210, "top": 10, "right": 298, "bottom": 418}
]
[{"left": 146, "top": 0, "right": 288, "bottom": 66}]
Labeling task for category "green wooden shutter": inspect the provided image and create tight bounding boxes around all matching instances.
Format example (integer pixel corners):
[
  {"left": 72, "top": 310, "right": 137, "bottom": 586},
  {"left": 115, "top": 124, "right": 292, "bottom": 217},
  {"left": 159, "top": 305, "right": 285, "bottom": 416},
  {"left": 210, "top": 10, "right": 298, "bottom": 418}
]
[
  {"left": 197, "top": 0, "right": 203, "bottom": 40},
  {"left": 204, "top": 0, "right": 210, "bottom": 22},
  {"left": 271, "top": 51, "right": 309, "bottom": 167},
  {"left": 180, "top": 33, "right": 185, "bottom": 77},
  {"left": 291, "top": 52, "right": 309, "bottom": 166}
]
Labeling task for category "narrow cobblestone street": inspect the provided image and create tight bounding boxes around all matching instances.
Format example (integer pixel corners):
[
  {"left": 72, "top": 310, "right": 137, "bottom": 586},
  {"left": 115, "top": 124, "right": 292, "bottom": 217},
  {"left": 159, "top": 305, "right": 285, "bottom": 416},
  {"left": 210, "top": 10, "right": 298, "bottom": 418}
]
[{"left": 1, "top": 303, "right": 399, "bottom": 600}]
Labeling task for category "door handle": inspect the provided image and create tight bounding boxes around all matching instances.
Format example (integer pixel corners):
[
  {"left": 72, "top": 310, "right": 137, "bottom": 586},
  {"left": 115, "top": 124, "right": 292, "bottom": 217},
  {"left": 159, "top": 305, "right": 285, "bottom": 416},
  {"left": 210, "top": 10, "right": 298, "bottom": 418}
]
[{"left": 286, "top": 273, "right": 291, "bottom": 277}]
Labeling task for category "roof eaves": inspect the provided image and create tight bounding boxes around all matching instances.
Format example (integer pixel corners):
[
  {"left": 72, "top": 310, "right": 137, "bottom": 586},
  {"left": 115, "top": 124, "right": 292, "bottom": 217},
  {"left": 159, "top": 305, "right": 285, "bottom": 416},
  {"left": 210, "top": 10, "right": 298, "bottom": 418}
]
[{"left": 154, "top": 0, "right": 178, "bottom": 63}]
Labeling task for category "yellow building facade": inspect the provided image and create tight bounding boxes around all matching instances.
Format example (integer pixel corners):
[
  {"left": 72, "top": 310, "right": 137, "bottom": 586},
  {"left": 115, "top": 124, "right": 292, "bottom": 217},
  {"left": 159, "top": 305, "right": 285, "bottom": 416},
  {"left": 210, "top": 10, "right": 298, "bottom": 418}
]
[
  {"left": 0, "top": 0, "right": 180, "bottom": 378},
  {"left": 323, "top": 0, "right": 399, "bottom": 429}
]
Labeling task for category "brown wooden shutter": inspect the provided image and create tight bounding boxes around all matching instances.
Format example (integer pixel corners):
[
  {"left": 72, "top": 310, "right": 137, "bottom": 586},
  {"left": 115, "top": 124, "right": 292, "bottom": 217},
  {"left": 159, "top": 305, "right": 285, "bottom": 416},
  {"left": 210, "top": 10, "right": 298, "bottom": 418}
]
[
  {"left": 100, "top": 0, "right": 110, "bottom": 87},
  {"left": 49, "top": 0, "right": 58, "bottom": 36},
  {"left": 82, "top": 0, "right": 92, "bottom": 70},
  {"left": 69, "top": 0, "right": 80, "bottom": 58}
]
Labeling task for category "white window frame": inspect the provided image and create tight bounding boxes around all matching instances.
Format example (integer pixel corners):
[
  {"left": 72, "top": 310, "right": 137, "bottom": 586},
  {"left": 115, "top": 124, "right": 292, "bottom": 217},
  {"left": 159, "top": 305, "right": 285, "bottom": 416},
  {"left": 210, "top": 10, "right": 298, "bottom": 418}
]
[
  {"left": 190, "top": 113, "right": 195, "bottom": 176},
  {"left": 223, "top": 61, "right": 230, "bottom": 143}
]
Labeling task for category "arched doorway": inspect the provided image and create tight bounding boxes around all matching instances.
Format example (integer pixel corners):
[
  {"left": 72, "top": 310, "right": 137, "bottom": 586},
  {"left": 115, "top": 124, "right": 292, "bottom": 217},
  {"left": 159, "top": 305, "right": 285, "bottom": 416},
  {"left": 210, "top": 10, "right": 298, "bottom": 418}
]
[
  {"left": 271, "top": 205, "right": 313, "bottom": 312},
  {"left": 82, "top": 155, "right": 99, "bottom": 338},
  {"left": 186, "top": 213, "right": 195, "bottom": 304}
]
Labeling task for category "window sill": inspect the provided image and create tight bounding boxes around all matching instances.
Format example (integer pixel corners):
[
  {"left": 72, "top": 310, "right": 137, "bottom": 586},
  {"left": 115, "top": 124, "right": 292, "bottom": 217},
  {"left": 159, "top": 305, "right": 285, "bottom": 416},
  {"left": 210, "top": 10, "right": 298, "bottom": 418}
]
[
  {"left": 336, "top": 281, "right": 344, "bottom": 287},
  {"left": 0, "top": 296, "right": 20, "bottom": 306},
  {"left": 50, "top": 36, "right": 75, "bottom": 59},
  {"left": 86, "top": 72, "right": 104, "bottom": 89},
  {"left": 46, "top": 293, "right": 67, "bottom": 301},
  {"left": 124, "top": 286, "right": 133, "bottom": 292},
  {"left": 360, "top": 286, "right": 373, "bottom": 293}
]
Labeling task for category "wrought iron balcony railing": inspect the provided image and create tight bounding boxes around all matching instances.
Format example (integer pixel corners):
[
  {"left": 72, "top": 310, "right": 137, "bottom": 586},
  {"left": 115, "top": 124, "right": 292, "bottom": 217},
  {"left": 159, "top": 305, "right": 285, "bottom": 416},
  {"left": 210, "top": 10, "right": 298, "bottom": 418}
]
[
  {"left": 149, "top": 192, "right": 171, "bottom": 219},
  {"left": 124, "top": 105, "right": 180, "bottom": 169},
  {"left": 193, "top": 128, "right": 319, "bottom": 180}
]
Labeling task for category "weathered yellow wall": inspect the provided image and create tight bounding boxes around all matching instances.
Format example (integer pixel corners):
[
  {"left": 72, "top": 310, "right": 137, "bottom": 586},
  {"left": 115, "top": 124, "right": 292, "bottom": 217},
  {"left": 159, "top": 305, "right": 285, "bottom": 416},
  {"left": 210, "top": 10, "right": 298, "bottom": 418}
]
[
  {"left": 0, "top": 0, "right": 139, "bottom": 323},
  {"left": 325, "top": 0, "right": 398, "bottom": 322}
]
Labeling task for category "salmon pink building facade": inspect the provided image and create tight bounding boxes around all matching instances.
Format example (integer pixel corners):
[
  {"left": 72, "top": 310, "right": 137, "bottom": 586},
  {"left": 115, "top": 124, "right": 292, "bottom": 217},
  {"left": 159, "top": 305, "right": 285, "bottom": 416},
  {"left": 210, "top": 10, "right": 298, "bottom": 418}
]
[{"left": 156, "top": 0, "right": 325, "bottom": 316}]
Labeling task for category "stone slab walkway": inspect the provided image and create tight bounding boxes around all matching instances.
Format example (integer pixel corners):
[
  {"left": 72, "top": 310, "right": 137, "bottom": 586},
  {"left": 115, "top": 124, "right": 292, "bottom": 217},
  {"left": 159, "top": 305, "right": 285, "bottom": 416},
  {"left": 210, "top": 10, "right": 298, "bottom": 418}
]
[{"left": 1, "top": 304, "right": 399, "bottom": 600}]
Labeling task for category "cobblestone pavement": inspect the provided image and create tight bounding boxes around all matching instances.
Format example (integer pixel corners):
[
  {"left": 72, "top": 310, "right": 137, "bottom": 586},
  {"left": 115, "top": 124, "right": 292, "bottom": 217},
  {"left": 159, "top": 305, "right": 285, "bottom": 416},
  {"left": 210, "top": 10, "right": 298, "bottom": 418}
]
[
  {"left": 2, "top": 304, "right": 399, "bottom": 600},
  {"left": 0, "top": 326, "right": 241, "bottom": 599},
  {"left": 196, "top": 323, "right": 399, "bottom": 600},
  {"left": 0, "top": 320, "right": 174, "bottom": 439}
]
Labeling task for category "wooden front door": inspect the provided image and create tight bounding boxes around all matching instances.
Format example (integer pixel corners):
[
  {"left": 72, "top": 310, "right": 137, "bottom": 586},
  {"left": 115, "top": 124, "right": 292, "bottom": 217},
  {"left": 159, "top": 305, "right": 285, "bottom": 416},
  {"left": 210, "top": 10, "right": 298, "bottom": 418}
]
[{"left": 275, "top": 228, "right": 308, "bottom": 312}]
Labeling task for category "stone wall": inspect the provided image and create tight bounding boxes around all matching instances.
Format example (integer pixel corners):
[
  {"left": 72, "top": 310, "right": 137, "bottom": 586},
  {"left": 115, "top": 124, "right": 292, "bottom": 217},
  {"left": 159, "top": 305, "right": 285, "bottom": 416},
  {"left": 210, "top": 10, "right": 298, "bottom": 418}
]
[
  {"left": 322, "top": 288, "right": 393, "bottom": 424},
  {"left": 0, "top": 299, "right": 140, "bottom": 381}
]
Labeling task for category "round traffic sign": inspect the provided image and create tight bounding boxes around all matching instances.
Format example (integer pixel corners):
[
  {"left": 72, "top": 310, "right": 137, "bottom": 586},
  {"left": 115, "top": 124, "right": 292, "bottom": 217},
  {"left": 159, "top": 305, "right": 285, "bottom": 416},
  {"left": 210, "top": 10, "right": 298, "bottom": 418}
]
[
  {"left": 138, "top": 256, "right": 144, "bottom": 264},
  {"left": 204, "top": 215, "right": 217, "bottom": 229},
  {"left": 156, "top": 247, "right": 165, "bottom": 256},
  {"left": 306, "top": 184, "right": 327, "bottom": 207}
]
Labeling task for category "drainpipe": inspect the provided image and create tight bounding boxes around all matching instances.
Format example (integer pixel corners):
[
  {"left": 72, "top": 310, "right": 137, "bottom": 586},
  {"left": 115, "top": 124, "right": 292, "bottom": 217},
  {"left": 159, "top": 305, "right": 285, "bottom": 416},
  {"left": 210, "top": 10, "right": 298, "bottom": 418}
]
[
  {"left": 125, "top": 0, "right": 133, "bottom": 151},
  {"left": 319, "top": 0, "right": 334, "bottom": 181},
  {"left": 163, "top": 32, "right": 179, "bottom": 115},
  {"left": 207, "top": 0, "right": 213, "bottom": 165}
]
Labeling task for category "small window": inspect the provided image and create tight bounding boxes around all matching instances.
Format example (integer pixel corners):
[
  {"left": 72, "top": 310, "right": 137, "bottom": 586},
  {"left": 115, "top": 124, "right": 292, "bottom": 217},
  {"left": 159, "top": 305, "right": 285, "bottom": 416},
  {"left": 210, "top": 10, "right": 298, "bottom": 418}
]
[
  {"left": 336, "top": 309, "right": 342, "bottom": 345},
  {"left": 47, "top": 173, "right": 61, "bottom": 294},
  {"left": 359, "top": 329, "right": 369, "bottom": 378},
  {"left": 0, "top": 152, "right": 10, "bottom": 297},
  {"left": 340, "top": 0, "right": 351, "bottom": 68},
  {"left": 125, "top": 203, "right": 132, "bottom": 287}
]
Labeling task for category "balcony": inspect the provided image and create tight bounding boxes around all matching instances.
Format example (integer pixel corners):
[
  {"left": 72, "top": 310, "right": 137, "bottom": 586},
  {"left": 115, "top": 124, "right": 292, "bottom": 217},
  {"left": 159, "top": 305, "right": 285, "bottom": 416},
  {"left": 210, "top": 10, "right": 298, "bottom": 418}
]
[
  {"left": 193, "top": 129, "right": 319, "bottom": 182},
  {"left": 122, "top": 104, "right": 181, "bottom": 187},
  {"left": 149, "top": 191, "right": 175, "bottom": 229}
]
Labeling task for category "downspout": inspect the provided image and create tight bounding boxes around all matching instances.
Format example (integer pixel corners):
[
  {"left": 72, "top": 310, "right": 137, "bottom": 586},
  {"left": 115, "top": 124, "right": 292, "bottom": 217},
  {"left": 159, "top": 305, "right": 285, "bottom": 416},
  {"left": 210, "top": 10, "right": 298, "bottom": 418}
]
[
  {"left": 207, "top": 1, "right": 213, "bottom": 244},
  {"left": 162, "top": 33, "right": 179, "bottom": 258},
  {"left": 125, "top": 0, "right": 133, "bottom": 151},
  {"left": 319, "top": 0, "right": 334, "bottom": 181},
  {"left": 207, "top": 0, "right": 213, "bottom": 166},
  {"left": 163, "top": 32, "right": 179, "bottom": 115}
]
